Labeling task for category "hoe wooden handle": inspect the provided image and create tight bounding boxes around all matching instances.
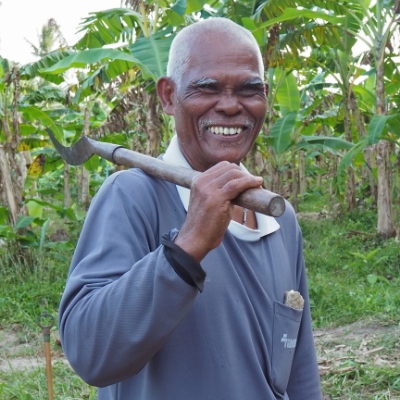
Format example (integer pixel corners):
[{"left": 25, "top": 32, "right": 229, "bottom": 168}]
[{"left": 47, "top": 130, "right": 286, "bottom": 217}]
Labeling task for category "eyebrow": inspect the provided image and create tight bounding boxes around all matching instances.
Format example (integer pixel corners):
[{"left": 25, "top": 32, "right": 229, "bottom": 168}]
[
  {"left": 190, "top": 77, "right": 265, "bottom": 87},
  {"left": 241, "top": 78, "right": 265, "bottom": 86},
  {"left": 190, "top": 78, "right": 219, "bottom": 86}
]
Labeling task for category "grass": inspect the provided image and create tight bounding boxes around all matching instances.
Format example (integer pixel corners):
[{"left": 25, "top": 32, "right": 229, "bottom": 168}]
[
  {"left": 0, "top": 248, "right": 68, "bottom": 329},
  {"left": 0, "top": 195, "right": 399, "bottom": 399},
  {"left": 299, "top": 205, "right": 400, "bottom": 328},
  {"left": 0, "top": 361, "right": 96, "bottom": 399}
]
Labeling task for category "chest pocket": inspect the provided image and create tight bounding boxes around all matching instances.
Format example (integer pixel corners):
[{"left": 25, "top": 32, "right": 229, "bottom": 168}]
[{"left": 271, "top": 301, "right": 303, "bottom": 395}]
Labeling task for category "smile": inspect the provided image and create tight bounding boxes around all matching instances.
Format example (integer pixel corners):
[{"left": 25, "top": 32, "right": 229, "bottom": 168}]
[{"left": 209, "top": 126, "right": 243, "bottom": 136}]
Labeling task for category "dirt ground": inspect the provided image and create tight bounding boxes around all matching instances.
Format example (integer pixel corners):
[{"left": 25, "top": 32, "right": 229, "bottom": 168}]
[
  {"left": 315, "top": 320, "right": 400, "bottom": 399},
  {"left": 0, "top": 326, "right": 67, "bottom": 372},
  {"left": 314, "top": 320, "right": 400, "bottom": 371}
]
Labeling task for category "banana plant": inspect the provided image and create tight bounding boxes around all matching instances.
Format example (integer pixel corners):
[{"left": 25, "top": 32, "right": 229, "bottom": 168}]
[
  {"left": 29, "top": 0, "right": 225, "bottom": 160},
  {"left": 258, "top": 66, "right": 353, "bottom": 205},
  {"left": 250, "top": 0, "right": 400, "bottom": 237}
]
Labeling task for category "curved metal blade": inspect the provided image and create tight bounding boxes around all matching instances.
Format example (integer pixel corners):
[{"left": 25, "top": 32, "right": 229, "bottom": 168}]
[{"left": 46, "top": 128, "right": 94, "bottom": 166}]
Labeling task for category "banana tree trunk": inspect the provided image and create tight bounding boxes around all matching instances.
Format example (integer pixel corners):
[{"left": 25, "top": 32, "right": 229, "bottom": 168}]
[
  {"left": 269, "top": 159, "right": 282, "bottom": 195},
  {"left": 64, "top": 161, "right": 71, "bottom": 208},
  {"left": 316, "top": 154, "right": 324, "bottom": 187},
  {"left": 344, "top": 100, "right": 356, "bottom": 211},
  {"left": 329, "top": 153, "right": 339, "bottom": 198},
  {"left": 349, "top": 93, "right": 377, "bottom": 204},
  {"left": 78, "top": 107, "right": 91, "bottom": 207},
  {"left": 363, "top": 146, "right": 377, "bottom": 204},
  {"left": 0, "top": 69, "right": 26, "bottom": 224},
  {"left": 145, "top": 92, "right": 161, "bottom": 157},
  {"left": 291, "top": 153, "right": 298, "bottom": 212},
  {"left": 298, "top": 150, "right": 306, "bottom": 195},
  {"left": 79, "top": 166, "right": 90, "bottom": 207},
  {"left": 0, "top": 146, "right": 19, "bottom": 225},
  {"left": 376, "top": 57, "right": 396, "bottom": 238}
]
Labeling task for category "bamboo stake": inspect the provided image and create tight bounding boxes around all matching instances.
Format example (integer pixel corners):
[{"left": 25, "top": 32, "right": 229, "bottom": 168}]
[{"left": 38, "top": 312, "right": 55, "bottom": 400}]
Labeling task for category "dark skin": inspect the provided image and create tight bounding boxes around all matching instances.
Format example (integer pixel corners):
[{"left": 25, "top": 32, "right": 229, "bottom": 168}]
[{"left": 157, "top": 34, "right": 268, "bottom": 263}]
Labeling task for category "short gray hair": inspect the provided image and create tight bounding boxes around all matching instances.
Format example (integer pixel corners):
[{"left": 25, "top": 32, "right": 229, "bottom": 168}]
[{"left": 166, "top": 18, "right": 264, "bottom": 85}]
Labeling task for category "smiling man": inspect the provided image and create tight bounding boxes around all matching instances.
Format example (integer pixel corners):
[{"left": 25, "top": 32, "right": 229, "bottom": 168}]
[{"left": 59, "top": 18, "right": 322, "bottom": 400}]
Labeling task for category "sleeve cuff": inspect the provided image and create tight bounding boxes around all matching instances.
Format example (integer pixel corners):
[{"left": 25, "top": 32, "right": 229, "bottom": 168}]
[{"left": 161, "top": 233, "right": 206, "bottom": 292}]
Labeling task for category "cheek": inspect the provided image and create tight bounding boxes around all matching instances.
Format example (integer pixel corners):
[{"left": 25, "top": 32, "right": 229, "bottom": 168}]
[{"left": 177, "top": 101, "right": 202, "bottom": 122}]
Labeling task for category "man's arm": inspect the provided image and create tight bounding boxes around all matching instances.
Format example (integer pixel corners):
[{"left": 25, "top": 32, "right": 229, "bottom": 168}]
[{"left": 59, "top": 171, "right": 200, "bottom": 387}]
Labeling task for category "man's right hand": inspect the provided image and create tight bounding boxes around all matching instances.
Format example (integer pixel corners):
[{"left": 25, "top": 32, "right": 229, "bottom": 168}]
[{"left": 174, "top": 161, "right": 263, "bottom": 263}]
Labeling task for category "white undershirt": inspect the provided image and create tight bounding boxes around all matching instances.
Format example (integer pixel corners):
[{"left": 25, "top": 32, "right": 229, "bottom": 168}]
[{"left": 162, "top": 135, "right": 280, "bottom": 242}]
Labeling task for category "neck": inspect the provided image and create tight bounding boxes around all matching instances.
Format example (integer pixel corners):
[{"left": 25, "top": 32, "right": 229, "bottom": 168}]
[{"left": 232, "top": 205, "right": 257, "bottom": 229}]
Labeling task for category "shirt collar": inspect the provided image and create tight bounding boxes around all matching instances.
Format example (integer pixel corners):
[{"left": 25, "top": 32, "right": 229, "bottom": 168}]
[{"left": 163, "top": 135, "right": 280, "bottom": 241}]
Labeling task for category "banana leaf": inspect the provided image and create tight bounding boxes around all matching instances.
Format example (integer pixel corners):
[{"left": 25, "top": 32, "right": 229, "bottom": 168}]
[{"left": 270, "top": 112, "right": 297, "bottom": 154}]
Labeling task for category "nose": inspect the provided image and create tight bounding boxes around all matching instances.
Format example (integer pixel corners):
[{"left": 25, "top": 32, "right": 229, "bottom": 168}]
[{"left": 214, "top": 92, "right": 243, "bottom": 115}]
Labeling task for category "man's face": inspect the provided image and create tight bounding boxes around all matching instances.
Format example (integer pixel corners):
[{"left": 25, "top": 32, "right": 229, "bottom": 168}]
[{"left": 161, "top": 35, "right": 267, "bottom": 172}]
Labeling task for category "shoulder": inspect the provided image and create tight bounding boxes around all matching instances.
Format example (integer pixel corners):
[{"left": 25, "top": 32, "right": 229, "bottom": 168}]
[
  {"left": 84, "top": 168, "right": 183, "bottom": 242},
  {"left": 87, "top": 168, "right": 181, "bottom": 227},
  {"left": 98, "top": 168, "right": 176, "bottom": 203},
  {"left": 276, "top": 200, "right": 299, "bottom": 229},
  {"left": 274, "top": 200, "right": 302, "bottom": 245}
]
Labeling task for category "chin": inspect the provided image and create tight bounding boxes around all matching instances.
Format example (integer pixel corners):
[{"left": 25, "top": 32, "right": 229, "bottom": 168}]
[{"left": 212, "top": 152, "right": 245, "bottom": 165}]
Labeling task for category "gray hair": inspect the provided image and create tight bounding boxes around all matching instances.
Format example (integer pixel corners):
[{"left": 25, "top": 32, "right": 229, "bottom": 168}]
[{"left": 166, "top": 18, "right": 264, "bottom": 85}]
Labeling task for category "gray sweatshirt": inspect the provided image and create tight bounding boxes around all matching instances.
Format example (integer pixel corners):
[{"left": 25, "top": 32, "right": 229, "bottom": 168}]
[{"left": 59, "top": 168, "right": 322, "bottom": 400}]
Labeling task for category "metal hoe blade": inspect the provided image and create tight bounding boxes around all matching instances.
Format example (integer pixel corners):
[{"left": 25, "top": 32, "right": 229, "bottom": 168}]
[{"left": 46, "top": 129, "right": 94, "bottom": 166}]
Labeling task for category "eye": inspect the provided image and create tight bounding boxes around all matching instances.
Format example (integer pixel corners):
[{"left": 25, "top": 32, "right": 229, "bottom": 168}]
[
  {"left": 238, "top": 84, "right": 265, "bottom": 97},
  {"left": 198, "top": 83, "right": 219, "bottom": 94}
]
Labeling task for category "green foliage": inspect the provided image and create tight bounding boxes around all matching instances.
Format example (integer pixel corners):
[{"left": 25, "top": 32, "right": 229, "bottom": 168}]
[
  {"left": 254, "top": 7, "right": 343, "bottom": 32},
  {"left": 43, "top": 48, "right": 138, "bottom": 75},
  {"left": 275, "top": 68, "right": 301, "bottom": 116},
  {"left": 367, "top": 114, "right": 390, "bottom": 144},
  {"left": 269, "top": 112, "right": 296, "bottom": 153},
  {"left": 19, "top": 50, "right": 73, "bottom": 84},
  {"left": 0, "top": 215, "right": 80, "bottom": 329},
  {"left": 76, "top": 8, "right": 143, "bottom": 49}
]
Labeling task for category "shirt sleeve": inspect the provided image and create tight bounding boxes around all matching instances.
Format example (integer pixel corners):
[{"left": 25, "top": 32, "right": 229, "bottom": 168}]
[{"left": 58, "top": 172, "right": 203, "bottom": 387}]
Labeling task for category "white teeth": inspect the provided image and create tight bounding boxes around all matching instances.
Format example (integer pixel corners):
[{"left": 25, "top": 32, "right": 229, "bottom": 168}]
[{"left": 209, "top": 126, "right": 243, "bottom": 135}]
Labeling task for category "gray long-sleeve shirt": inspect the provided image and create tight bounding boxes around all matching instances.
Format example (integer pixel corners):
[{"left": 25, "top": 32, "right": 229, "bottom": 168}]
[{"left": 59, "top": 168, "right": 322, "bottom": 400}]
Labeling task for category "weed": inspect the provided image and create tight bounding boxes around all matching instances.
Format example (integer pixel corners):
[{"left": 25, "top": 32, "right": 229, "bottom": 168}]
[{"left": 0, "top": 362, "right": 96, "bottom": 400}]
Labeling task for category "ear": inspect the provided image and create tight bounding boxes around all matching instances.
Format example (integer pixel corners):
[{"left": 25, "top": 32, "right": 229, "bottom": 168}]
[
  {"left": 157, "top": 76, "right": 176, "bottom": 115},
  {"left": 264, "top": 83, "right": 269, "bottom": 97}
]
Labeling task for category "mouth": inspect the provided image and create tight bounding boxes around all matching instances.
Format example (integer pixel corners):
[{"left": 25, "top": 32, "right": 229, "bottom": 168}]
[
  {"left": 199, "top": 119, "right": 255, "bottom": 138},
  {"left": 209, "top": 126, "right": 243, "bottom": 136}
]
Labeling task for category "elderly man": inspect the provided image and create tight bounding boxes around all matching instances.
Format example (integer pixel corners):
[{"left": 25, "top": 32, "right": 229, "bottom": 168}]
[{"left": 59, "top": 18, "right": 322, "bottom": 400}]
